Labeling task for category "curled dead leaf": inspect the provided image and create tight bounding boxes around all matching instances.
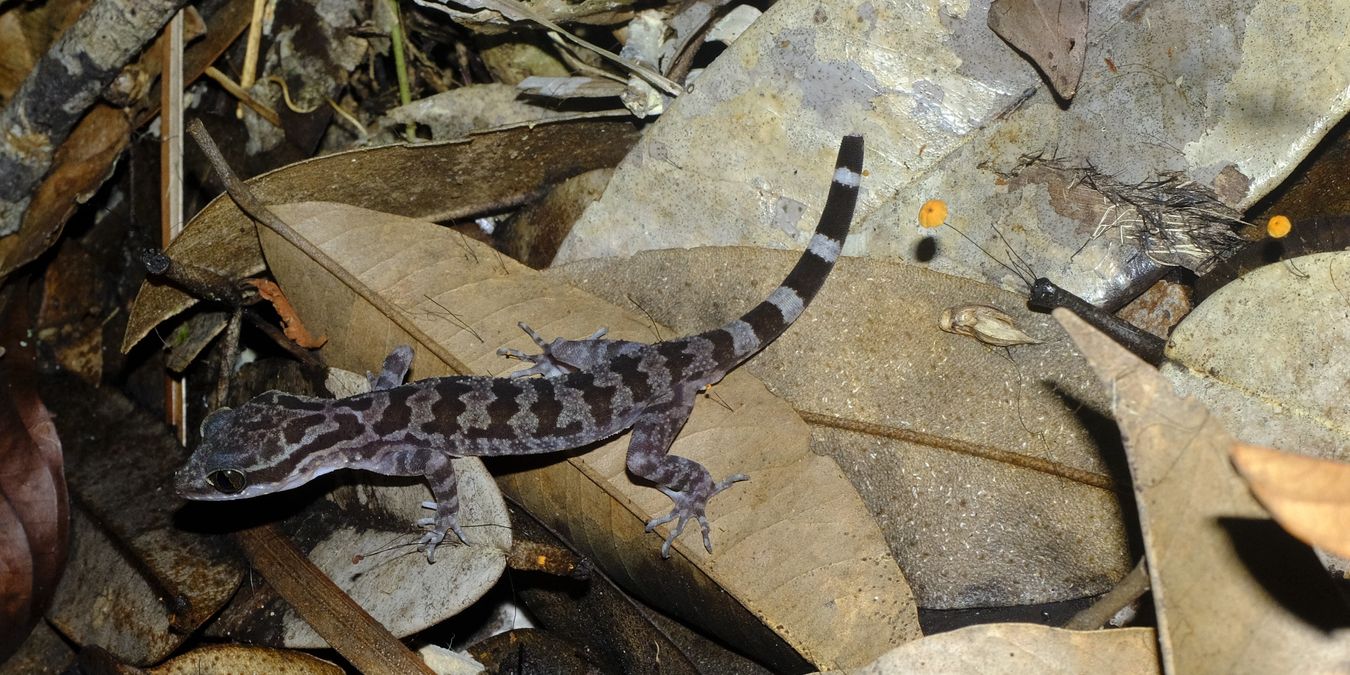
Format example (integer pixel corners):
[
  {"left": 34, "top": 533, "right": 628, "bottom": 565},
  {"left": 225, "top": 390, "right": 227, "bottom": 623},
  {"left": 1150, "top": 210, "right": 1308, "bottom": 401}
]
[
  {"left": 1230, "top": 442, "right": 1350, "bottom": 560},
  {"left": 246, "top": 279, "right": 327, "bottom": 348}
]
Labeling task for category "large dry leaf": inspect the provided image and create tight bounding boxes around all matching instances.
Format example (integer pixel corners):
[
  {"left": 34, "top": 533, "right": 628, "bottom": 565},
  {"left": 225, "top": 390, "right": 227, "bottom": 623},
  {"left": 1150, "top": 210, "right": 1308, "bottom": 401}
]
[
  {"left": 557, "top": 0, "right": 1348, "bottom": 304},
  {"left": 553, "top": 248, "right": 1131, "bottom": 608},
  {"left": 1230, "top": 442, "right": 1350, "bottom": 560},
  {"left": 1163, "top": 252, "right": 1350, "bottom": 463},
  {"left": 848, "top": 624, "right": 1160, "bottom": 675},
  {"left": 147, "top": 644, "right": 341, "bottom": 674},
  {"left": 121, "top": 118, "right": 640, "bottom": 354},
  {"left": 1056, "top": 309, "right": 1350, "bottom": 674},
  {"left": 255, "top": 201, "right": 918, "bottom": 670}
]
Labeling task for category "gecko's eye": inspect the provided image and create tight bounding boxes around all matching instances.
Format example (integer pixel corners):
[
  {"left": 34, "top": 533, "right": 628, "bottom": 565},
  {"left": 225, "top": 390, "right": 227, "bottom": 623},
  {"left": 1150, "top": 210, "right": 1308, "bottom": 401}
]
[{"left": 206, "top": 469, "right": 247, "bottom": 495}]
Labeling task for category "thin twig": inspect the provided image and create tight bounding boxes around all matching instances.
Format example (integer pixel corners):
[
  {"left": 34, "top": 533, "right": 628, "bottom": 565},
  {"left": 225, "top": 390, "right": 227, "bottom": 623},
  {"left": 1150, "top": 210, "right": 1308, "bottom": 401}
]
[
  {"left": 141, "top": 249, "right": 248, "bottom": 305},
  {"left": 1064, "top": 557, "right": 1150, "bottom": 630},
  {"left": 187, "top": 119, "right": 473, "bottom": 375},
  {"left": 797, "top": 410, "right": 1116, "bottom": 491},
  {"left": 386, "top": 0, "right": 416, "bottom": 141},
  {"left": 238, "top": 0, "right": 269, "bottom": 117},
  {"left": 204, "top": 66, "right": 282, "bottom": 127}
]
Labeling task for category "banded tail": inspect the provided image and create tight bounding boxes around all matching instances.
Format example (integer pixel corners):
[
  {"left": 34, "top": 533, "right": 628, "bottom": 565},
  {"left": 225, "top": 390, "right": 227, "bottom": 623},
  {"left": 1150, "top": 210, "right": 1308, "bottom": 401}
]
[{"left": 707, "top": 134, "right": 864, "bottom": 365}]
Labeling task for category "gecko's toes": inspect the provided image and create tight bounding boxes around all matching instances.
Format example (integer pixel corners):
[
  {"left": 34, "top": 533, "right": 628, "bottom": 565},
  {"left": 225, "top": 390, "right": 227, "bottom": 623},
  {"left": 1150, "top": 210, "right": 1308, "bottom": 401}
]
[
  {"left": 698, "top": 515, "right": 714, "bottom": 553},
  {"left": 648, "top": 508, "right": 694, "bottom": 558},
  {"left": 644, "top": 511, "right": 677, "bottom": 532},
  {"left": 418, "top": 530, "right": 446, "bottom": 563},
  {"left": 712, "top": 473, "right": 749, "bottom": 494}
]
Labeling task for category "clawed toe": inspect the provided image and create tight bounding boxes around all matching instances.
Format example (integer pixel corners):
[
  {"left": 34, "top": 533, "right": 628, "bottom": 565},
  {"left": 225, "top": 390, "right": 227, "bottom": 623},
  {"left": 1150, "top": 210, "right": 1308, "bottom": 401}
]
[
  {"left": 415, "top": 500, "right": 469, "bottom": 563},
  {"left": 645, "top": 473, "right": 748, "bottom": 557}
]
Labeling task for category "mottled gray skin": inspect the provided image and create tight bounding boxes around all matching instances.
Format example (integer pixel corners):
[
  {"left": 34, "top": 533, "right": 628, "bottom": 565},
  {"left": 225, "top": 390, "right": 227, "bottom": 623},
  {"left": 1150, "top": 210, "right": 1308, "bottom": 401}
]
[{"left": 175, "top": 136, "right": 864, "bottom": 560}]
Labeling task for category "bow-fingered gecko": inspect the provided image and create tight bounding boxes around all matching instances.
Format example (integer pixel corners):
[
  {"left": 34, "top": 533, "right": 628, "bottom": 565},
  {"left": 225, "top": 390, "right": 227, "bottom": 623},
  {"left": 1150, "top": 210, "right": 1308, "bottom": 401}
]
[{"left": 175, "top": 135, "right": 864, "bottom": 560}]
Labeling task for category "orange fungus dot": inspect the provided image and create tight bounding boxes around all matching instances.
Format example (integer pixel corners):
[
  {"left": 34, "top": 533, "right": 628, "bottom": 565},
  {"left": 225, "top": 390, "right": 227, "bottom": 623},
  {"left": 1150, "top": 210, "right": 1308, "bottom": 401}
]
[
  {"left": 1266, "top": 215, "right": 1291, "bottom": 239},
  {"left": 919, "top": 199, "right": 948, "bottom": 228}
]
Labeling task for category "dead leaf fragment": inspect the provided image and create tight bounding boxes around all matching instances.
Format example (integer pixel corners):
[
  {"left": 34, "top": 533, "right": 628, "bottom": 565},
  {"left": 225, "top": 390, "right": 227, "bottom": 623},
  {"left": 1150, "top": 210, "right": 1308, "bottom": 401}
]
[
  {"left": 122, "top": 119, "right": 640, "bottom": 355},
  {"left": 0, "top": 362, "right": 68, "bottom": 663},
  {"left": 1230, "top": 442, "right": 1350, "bottom": 560},
  {"left": 147, "top": 644, "right": 342, "bottom": 674},
  {"left": 988, "top": 0, "right": 1089, "bottom": 99},
  {"left": 1055, "top": 308, "right": 1350, "bottom": 674},
  {"left": 246, "top": 278, "right": 327, "bottom": 348}
]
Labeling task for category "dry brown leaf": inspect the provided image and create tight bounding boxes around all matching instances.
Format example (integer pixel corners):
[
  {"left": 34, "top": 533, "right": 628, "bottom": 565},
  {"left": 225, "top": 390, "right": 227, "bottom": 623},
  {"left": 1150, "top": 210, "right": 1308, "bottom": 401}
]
[
  {"left": 1055, "top": 308, "right": 1350, "bottom": 674},
  {"left": 1230, "top": 442, "right": 1350, "bottom": 560},
  {"left": 0, "top": 105, "right": 131, "bottom": 282},
  {"left": 1163, "top": 252, "right": 1350, "bottom": 463},
  {"left": 553, "top": 248, "right": 1131, "bottom": 609},
  {"left": 121, "top": 118, "right": 640, "bottom": 354},
  {"left": 987, "top": 0, "right": 1089, "bottom": 99},
  {"left": 147, "top": 644, "right": 342, "bottom": 674},
  {"left": 255, "top": 201, "right": 918, "bottom": 670},
  {"left": 848, "top": 624, "right": 1160, "bottom": 675}
]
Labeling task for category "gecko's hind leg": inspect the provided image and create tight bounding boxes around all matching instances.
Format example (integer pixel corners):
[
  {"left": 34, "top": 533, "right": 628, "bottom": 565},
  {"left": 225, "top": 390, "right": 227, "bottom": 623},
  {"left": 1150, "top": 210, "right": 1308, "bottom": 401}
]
[{"left": 626, "top": 388, "right": 747, "bottom": 558}]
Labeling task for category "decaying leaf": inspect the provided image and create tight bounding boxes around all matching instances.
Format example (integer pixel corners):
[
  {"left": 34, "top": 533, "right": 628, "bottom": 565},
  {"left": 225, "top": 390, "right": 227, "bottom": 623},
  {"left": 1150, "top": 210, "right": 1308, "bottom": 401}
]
[
  {"left": 0, "top": 105, "right": 131, "bottom": 282},
  {"left": 1055, "top": 308, "right": 1350, "bottom": 674},
  {"left": 34, "top": 374, "right": 240, "bottom": 666},
  {"left": 0, "top": 361, "right": 67, "bottom": 663},
  {"left": 554, "top": 248, "right": 1130, "bottom": 609},
  {"left": 1230, "top": 442, "right": 1350, "bottom": 560},
  {"left": 849, "top": 624, "right": 1159, "bottom": 675},
  {"left": 122, "top": 119, "right": 641, "bottom": 356},
  {"left": 988, "top": 0, "right": 1089, "bottom": 99},
  {"left": 252, "top": 200, "right": 918, "bottom": 670}
]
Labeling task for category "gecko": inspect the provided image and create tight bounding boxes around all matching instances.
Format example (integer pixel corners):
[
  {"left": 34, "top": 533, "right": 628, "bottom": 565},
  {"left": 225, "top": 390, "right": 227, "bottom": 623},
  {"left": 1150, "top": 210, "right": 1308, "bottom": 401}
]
[{"left": 174, "top": 135, "right": 864, "bottom": 560}]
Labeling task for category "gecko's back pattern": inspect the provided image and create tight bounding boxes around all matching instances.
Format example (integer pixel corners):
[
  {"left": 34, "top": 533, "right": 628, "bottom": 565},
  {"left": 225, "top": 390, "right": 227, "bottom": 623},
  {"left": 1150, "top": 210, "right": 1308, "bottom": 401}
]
[{"left": 176, "top": 136, "right": 864, "bottom": 559}]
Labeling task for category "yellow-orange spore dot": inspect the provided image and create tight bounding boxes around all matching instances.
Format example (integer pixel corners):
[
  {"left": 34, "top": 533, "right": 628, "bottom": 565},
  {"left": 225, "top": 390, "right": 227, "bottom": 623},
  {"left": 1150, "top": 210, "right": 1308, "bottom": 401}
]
[
  {"left": 1266, "top": 215, "right": 1291, "bottom": 239},
  {"left": 919, "top": 199, "right": 948, "bottom": 228}
]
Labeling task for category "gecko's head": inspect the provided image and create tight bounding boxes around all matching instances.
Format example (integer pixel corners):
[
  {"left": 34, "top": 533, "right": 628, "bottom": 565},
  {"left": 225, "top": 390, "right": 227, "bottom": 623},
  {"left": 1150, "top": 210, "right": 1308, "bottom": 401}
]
[{"left": 174, "top": 391, "right": 339, "bottom": 502}]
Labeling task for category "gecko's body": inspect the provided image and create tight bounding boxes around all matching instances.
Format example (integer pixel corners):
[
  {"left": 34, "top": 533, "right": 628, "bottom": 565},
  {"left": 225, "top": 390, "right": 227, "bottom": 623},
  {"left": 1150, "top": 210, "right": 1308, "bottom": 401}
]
[{"left": 175, "top": 136, "right": 864, "bottom": 559}]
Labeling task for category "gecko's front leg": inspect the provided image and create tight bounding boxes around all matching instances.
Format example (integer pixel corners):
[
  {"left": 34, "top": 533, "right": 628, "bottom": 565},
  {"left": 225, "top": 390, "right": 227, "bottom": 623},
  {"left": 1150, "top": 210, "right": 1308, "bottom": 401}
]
[
  {"left": 498, "top": 322, "right": 643, "bottom": 377},
  {"left": 376, "top": 446, "right": 467, "bottom": 562},
  {"left": 367, "top": 345, "right": 414, "bottom": 390}
]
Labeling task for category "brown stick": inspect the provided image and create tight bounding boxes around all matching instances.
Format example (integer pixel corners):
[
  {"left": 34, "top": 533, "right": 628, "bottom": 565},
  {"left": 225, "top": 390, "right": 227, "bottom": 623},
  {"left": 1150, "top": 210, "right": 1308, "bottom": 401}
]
[
  {"left": 1064, "top": 557, "right": 1151, "bottom": 630},
  {"left": 798, "top": 409, "right": 1116, "bottom": 491},
  {"left": 235, "top": 525, "right": 434, "bottom": 675}
]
